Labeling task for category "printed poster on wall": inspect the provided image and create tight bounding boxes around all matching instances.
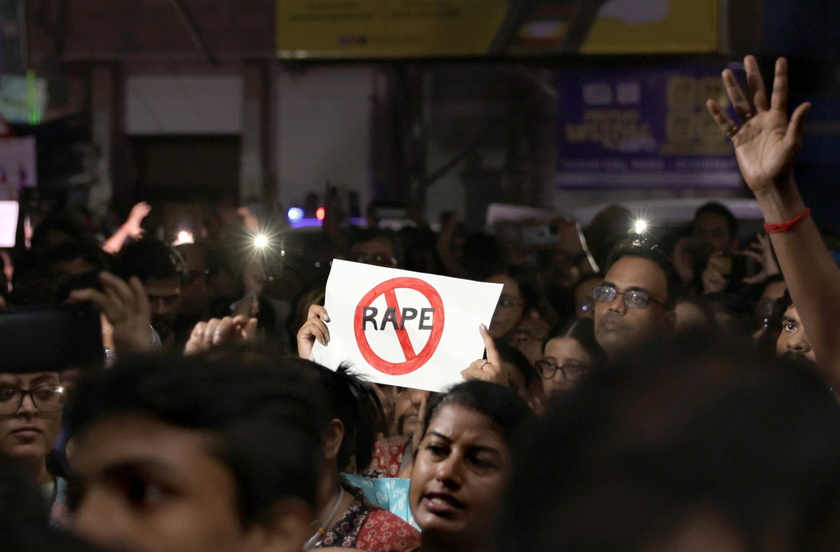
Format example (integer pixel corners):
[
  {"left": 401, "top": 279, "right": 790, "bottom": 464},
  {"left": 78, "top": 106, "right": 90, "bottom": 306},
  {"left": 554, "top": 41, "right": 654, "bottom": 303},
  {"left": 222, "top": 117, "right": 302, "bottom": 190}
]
[
  {"left": 309, "top": 260, "right": 502, "bottom": 392},
  {"left": 555, "top": 64, "right": 742, "bottom": 190}
]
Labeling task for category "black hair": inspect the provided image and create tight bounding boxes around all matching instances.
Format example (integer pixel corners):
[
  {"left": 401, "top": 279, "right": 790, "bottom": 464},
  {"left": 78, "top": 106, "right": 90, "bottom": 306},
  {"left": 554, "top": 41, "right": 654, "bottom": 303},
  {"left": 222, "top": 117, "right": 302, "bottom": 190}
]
[
  {"left": 30, "top": 216, "right": 108, "bottom": 273},
  {"left": 693, "top": 202, "right": 739, "bottom": 240},
  {"left": 757, "top": 273, "right": 785, "bottom": 293},
  {"left": 288, "top": 359, "right": 386, "bottom": 472},
  {"left": 53, "top": 270, "right": 104, "bottom": 304},
  {"left": 421, "top": 380, "right": 535, "bottom": 450},
  {"left": 461, "top": 232, "right": 504, "bottom": 281},
  {"left": 348, "top": 228, "right": 398, "bottom": 256},
  {"left": 781, "top": 288, "right": 794, "bottom": 312},
  {"left": 605, "top": 244, "right": 681, "bottom": 310},
  {"left": 487, "top": 264, "right": 543, "bottom": 314},
  {"left": 31, "top": 217, "right": 91, "bottom": 254},
  {"left": 66, "top": 348, "right": 325, "bottom": 525},
  {"left": 572, "top": 271, "right": 604, "bottom": 292},
  {"left": 583, "top": 205, "right": 634, "bottom": 271},
  {"left": 350, "top": 227, "right": 396, "bottom": 247},
  {"left": 547, "top": 317, "right": 608, "bottom": 369},
  {"left": 113, "top": 237, "right": 187, "bottom": 283},
  {"left": 500, "top": 333, "right": 840, "bottom": 552},
  {"left": 673, "top": 295, "right": 718, "bottom": 333},
  {"left": 495, "top": 342, "right": 536, "bottom": 389}
]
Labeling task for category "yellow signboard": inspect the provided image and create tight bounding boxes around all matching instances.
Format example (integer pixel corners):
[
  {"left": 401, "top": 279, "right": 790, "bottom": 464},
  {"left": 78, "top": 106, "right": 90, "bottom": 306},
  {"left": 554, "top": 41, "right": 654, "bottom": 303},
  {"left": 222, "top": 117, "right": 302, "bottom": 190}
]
[
  {"left": 277, "top": 0, "right": 720, "bottom": 58},
  {"left": 579, "top": 0, "right": 720, "bottom": 54},
  {"left": 277, "top": 0, "right": 509, "bottom": 59}
]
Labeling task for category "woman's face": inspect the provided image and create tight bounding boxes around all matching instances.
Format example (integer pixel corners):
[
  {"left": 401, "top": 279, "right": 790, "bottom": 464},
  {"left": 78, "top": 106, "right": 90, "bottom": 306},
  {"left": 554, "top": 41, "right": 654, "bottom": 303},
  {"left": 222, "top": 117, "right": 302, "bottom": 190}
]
[
  {"left": 0, "top": 372, "right": 63, "bottom": 463},
  {"left": 409, "top": 404, "right": 511, "bottom": 549},
  {"left": 487, "top": 273, "right": 526, "bottom": 339},
  {"left": 538, "top": 337, "right": 593, "bottom": 398}
]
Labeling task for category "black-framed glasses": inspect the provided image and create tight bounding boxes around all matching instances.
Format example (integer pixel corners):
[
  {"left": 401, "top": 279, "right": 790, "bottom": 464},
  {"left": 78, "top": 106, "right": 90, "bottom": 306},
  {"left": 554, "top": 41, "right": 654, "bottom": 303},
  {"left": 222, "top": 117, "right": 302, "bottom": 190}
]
[
  {"left": 534, "top": 360, "right": 590, "bottom": 381},
  {"left": 0, "top": 385, "right": 66, "bottom": 415},
  {"left": 593, "top": 284, "right": 663, "bottom": 309}
]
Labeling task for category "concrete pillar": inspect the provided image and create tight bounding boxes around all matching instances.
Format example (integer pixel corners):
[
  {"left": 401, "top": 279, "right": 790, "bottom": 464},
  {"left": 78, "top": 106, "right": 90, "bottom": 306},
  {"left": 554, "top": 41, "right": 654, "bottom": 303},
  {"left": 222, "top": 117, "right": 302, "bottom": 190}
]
[
  {"left": 88, "top": 63, "right": 116, "bottom": 218},
  {"left": 240, "top": 60, "right": 268, "bottom": 207}
]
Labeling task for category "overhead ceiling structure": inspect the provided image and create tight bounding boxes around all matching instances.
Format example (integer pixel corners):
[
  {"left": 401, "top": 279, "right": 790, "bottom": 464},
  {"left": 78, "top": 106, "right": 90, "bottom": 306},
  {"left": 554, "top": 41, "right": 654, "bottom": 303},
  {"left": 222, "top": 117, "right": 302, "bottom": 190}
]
[{"left": 27, "top": 0, "right": 277, "bottom": 65}]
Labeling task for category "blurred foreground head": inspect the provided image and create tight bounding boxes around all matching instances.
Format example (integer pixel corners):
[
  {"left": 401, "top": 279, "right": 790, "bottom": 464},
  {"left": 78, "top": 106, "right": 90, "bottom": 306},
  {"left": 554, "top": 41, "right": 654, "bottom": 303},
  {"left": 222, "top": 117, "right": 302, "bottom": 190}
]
[
  {"left": 66, "top": 348, "right": 325, "bottom": 552},
  {"left": 501, "top": 333, "right": 840, "bottom": 552},
  {"left": 0, "top": 454, "right": 103, "bottom": 552}
]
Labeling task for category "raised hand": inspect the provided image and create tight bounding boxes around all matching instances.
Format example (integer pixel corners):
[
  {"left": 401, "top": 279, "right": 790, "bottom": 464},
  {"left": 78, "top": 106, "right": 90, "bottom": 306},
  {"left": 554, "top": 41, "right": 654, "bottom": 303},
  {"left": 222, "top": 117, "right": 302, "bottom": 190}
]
[
  {"left": 460, "top": 324, "right": 508, "bottom": 386},
  {"left": 741, "top": 233, "right": 780, "bottom": 285},
  {"left": 701, "top": 253, "right": 729, "bottom": 294},
  {"left": 707, "top": 55, "right": 840, "bottom": 388},
  {"left": 184, "top": 315, "right": 258, "bottom": 355},
  {"left": 124, "top": 202, "right": 151, "bottom": 238},
  {"left": 68, "top": 272, "right": 154, "bottom": 353},
  {"left": 102, "top": 202, "right": 152, "bottom": 254},
  {"left": 706, "top": 56, "right": 811, "bottom": 195}
]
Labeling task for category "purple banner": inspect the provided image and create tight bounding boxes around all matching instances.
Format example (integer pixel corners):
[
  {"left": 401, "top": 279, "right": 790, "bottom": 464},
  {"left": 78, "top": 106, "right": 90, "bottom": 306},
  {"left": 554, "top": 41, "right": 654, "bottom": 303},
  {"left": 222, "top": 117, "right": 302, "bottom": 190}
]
[{"left": 556, "top": 64, "right": 741, "bottom": 189}]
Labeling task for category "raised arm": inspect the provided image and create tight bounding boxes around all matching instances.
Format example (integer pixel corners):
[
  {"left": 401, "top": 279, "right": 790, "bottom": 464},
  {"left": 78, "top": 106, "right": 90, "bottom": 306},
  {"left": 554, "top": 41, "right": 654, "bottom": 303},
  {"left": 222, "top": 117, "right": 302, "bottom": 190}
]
[
  {"left": 102, "top": 202, "right": 151, "bottom": 254},
  {"left": 707, "top": 55, "right": 840, "bottom": 384}
]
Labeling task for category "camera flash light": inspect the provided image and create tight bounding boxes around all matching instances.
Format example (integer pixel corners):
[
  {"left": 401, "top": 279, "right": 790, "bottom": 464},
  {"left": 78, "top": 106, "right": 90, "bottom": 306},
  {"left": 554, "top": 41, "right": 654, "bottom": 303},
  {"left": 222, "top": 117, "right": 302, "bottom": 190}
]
[
  {"left": 633, "top": 219, "right": 648, "bottom": 234},
  {"left": 253, "top": 234, "right": 269, "bottom": 249},
  {"left": 173, "top": 230, "right": 194, "bottom": 246}
]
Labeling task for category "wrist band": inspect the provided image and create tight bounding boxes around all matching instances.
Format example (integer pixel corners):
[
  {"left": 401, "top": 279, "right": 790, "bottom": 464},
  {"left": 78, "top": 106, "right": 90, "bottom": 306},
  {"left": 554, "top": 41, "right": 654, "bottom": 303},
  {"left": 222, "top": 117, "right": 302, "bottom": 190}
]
[{"left": 763, "top": 208, "right": 810, "bottom": 234}]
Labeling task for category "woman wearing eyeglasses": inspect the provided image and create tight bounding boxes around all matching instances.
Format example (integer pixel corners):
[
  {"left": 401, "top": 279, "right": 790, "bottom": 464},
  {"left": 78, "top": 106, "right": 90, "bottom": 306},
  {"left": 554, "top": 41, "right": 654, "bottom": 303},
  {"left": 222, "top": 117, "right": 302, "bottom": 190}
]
[
  {"left": 535, "top": 318, "right": 606, "bottom": 399},
  {"left": 0, "top": 370, "right": 67, "bottom": 524}
]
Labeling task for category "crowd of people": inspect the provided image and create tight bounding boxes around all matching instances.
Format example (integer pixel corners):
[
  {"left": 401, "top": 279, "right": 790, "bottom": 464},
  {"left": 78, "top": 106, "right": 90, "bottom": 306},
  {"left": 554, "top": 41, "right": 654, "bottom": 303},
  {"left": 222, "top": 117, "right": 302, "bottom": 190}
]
[{"left": 1, "top": 55, "right": 840, "bottom": 552}]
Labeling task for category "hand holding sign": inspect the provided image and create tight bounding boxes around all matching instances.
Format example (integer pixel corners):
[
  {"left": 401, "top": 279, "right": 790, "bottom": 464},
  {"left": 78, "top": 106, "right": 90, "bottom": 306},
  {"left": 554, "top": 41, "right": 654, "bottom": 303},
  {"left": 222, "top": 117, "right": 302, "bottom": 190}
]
[
  {"left": 310, "top": 260, "right": 502, "bottom": 392},
  {"left": 460, "top": 324, "right": 508, "bottom": 387},
  {"left": 296, "top": 305, "right": 331, "bottom": 359}
]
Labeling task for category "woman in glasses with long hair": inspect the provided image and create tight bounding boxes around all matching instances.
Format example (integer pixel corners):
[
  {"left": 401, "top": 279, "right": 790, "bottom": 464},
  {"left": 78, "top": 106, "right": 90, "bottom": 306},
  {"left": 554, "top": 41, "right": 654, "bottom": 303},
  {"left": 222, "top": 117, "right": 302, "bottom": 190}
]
[
  {"left": 0, "top": 369, "right": 68, "bottom": 525},
  {"left": 535, "top": 317, "right": 606, "bottom": 400}
]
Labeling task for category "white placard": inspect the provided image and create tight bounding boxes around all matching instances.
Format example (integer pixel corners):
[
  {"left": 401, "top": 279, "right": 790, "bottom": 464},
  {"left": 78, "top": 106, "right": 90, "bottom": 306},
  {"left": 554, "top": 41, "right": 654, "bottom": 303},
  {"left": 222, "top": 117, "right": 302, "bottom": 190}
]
[
  {"left": 310, "top": 260, "right": 503, "bottom": 392},
  {"left": 0, "top": 201, "right": 18, "bottom": 247}
]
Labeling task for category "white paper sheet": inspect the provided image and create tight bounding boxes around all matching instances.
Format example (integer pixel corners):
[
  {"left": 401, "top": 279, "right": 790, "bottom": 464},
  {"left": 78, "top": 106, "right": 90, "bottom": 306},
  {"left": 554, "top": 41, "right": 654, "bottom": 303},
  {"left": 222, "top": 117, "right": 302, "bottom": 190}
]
[{"left": 310, "top": 260, "right": 503, "bottom": 392}]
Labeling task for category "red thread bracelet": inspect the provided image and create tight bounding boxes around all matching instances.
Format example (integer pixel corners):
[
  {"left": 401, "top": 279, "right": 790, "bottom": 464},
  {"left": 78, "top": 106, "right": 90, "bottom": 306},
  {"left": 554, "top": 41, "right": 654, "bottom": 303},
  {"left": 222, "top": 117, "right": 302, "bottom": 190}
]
[{"left": 763, "top": 208, "right": 811, "bottom": 234}]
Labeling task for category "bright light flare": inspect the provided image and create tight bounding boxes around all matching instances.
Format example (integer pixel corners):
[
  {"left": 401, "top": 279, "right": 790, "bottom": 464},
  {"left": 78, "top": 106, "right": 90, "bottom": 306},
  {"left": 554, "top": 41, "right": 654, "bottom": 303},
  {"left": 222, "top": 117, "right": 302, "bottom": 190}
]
[
  {"left": 173, "top": 230, "right": 194, "bottom": 246},
  {"left": 253, "top": 234, "right": 269, "bottom": 249},
  {"left": 315, "top": 206, "right": 326, "bottom": 221},
  {"left": 633, "top": 219, "right": 648, "bottom": 234},
  {"left": 287, "top": 207, "right": 304, "bottom": 222}
]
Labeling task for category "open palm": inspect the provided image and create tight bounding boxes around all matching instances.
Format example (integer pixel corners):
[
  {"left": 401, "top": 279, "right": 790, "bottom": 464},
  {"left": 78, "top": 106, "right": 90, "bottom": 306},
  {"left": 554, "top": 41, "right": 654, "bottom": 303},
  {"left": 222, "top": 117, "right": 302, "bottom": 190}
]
[{"left": 706, "top": 56, "right": 810, "bottom": 194}]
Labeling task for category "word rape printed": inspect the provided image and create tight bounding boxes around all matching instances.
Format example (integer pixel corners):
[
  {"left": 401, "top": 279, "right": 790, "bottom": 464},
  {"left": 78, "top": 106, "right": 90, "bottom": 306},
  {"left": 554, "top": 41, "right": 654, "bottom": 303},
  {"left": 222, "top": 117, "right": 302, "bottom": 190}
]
[
  {"left": 361, "top": 306, "right": 436, "bottom": 331},
  {"left": 310, "top": 260, "right": 502, "bottom": 392}
]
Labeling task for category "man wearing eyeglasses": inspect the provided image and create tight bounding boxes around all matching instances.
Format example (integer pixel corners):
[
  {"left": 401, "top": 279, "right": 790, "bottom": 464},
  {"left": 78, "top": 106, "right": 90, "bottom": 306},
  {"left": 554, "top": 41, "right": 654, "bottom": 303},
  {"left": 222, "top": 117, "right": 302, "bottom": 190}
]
[
  {"left": 593, "top": 246, "right": 679, "bottom": 359},
  {"left": 114, "top": 237, "right": 187, "bottom": 350}
]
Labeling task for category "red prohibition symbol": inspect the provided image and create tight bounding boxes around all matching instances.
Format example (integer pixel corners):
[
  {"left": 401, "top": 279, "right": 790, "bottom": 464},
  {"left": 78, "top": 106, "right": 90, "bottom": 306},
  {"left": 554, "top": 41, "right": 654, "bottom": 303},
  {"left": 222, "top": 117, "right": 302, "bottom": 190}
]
[{"left": 354, "top": 277, "right": 445, "bottom": 376}]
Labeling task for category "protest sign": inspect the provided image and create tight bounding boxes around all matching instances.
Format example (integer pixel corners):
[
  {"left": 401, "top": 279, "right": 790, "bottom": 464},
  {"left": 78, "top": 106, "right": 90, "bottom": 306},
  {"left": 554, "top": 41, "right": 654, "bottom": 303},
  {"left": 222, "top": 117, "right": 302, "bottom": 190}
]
[{"left": 309, "top": 260, "right": 503, "bottom": 392}]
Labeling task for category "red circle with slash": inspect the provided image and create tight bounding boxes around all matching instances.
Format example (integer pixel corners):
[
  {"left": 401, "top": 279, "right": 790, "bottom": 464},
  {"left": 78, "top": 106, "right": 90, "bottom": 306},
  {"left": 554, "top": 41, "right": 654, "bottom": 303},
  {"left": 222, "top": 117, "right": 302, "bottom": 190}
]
[{"left": 354, "top": 277, "right": 445, "bottom": 376}]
